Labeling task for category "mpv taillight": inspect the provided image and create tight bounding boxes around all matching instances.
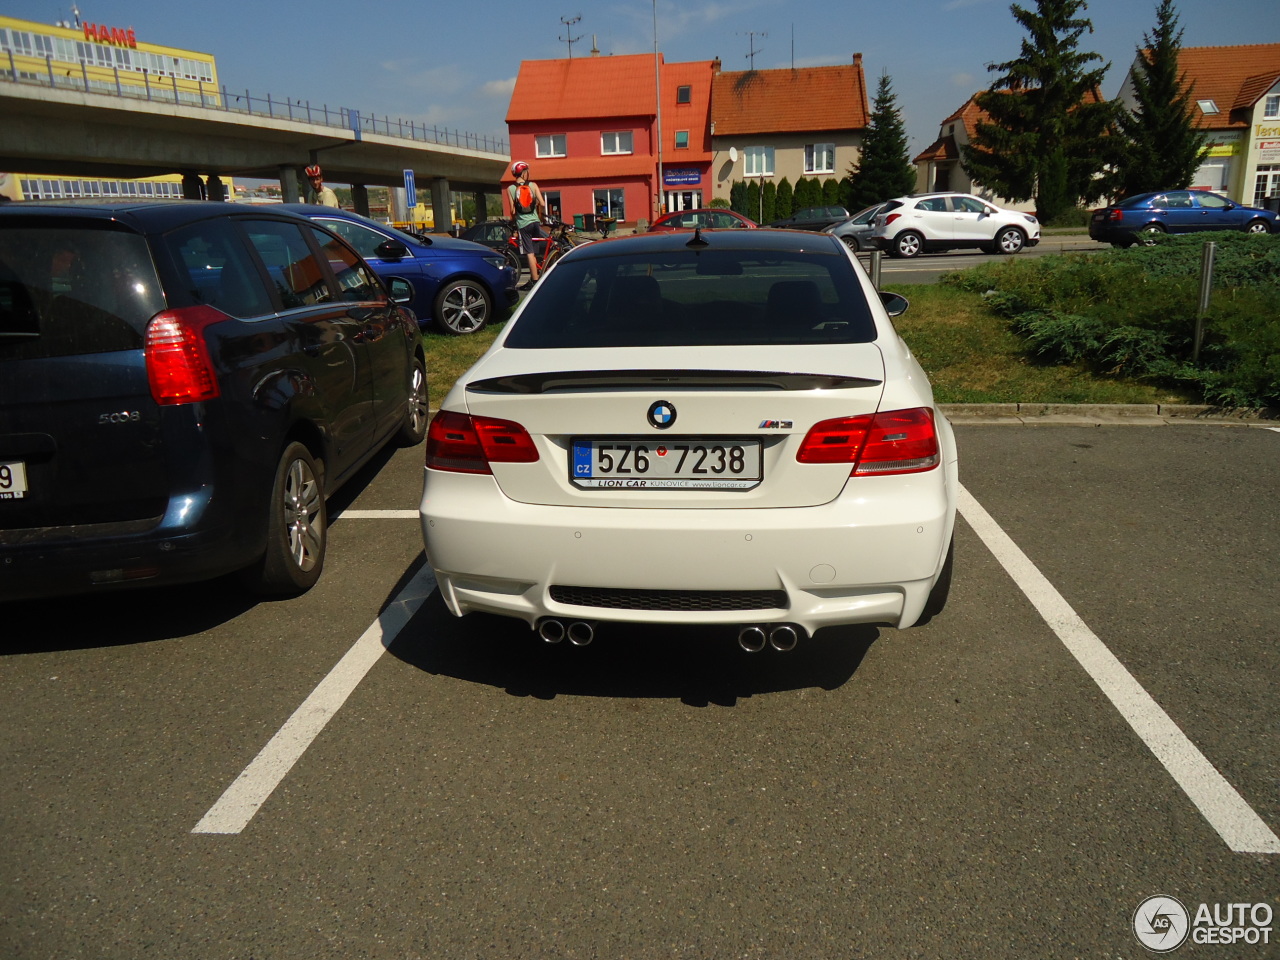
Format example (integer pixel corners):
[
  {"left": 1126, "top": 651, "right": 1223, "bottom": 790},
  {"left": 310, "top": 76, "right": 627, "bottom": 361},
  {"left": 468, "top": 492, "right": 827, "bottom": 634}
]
[
  {"left": 145, "top": 305, "right": 227, "bottom": 404},
  {"left": 796, "top": 407, "right": 939, "bottom": 476},
  {"left": 883, "top": 213, "right": 902, "bottom": 227},
  {"left": 425, "top": 411, "right": 540, "bottom": 474}
]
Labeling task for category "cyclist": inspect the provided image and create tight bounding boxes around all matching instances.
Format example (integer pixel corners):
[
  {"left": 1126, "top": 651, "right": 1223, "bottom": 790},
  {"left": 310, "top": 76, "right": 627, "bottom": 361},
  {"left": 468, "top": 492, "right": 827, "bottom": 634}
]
[
  {"left": 508, "top": 161, "right": 547, "bottom": 287},
  {"left": 304, "top": 165, "right": 339, "bottom": 207}
]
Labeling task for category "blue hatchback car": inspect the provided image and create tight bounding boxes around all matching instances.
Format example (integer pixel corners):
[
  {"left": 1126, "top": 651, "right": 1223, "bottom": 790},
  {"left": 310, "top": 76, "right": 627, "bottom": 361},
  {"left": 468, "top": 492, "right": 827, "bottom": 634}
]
[
  {"left": 282, "top": 205, "right": 518, "bottom": 334},
  {"left": 1089, "top": 190, "right": 1278, "bottom": 247}
]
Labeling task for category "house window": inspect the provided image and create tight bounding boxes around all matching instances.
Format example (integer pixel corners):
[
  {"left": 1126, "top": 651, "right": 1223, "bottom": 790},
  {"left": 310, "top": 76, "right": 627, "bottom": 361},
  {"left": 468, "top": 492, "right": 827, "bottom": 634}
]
[
  {"left": 676, "top": 85, "right": 692, "bottom": 104},
  {"left": 743, "top": 146, "right": 774, "bottom": 178},
  {"left": 805, "top": 143, "right": 835, "bottom": 174},
  {"left": 674, "top": 130, "right": 689, "bottom": 149},
  {"left": 1255, "top": 166, "right": 1280, "bottom": 205},
  {"left": 601, "top": 131, "right": 633, "bottom": 155},
  {"left": 542, "top": 190, "right": 562, "bottom": 221},
  {"left": 535, "top": 134, "right": 567, "bottom": 158},
  {"left": 1265, "top": 95, "right": 1280, "bottom": 119}
]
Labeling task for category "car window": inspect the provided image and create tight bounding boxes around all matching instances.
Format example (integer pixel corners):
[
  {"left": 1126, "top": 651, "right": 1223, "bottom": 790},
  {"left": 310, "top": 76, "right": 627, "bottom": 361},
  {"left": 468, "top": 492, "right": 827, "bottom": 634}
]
[
  {"left": 307, "top": 226, "right": 385, "bottom": 303},
  {"left": 1151, "top": 194, "right": 1170, "bottom": 209},
  {"left": 504, "top": 248, "right": 876, "bottom": 349},
  {"left": 850, "top": 205, "right": 881, "bottom": 225},
  {"left": 315, "top": 218, "right": 394, "bottom": 261},
  {"left": 0, "top": 224, "right": 163, "bottom": 359},
  {"left": 242, "top": 220, "right": 333, "bottom": 309},
  {"left": 917, "top": 198, "right": 948, "bottom": 212},
  {"left": 1196, "top": 193, "right": 1229, "bottom": 210},
  {"left": 168, "top": 218, "right": 273, "bottom": 319},
  {"left": 951, "top": 197, "right": 987, "bottom": 214},
  {"left": 711, "top": 211, "right": 741, "bottom": 229},
  {"left": 1164, "top": 191, "right": 1194, "bottom": 209}
]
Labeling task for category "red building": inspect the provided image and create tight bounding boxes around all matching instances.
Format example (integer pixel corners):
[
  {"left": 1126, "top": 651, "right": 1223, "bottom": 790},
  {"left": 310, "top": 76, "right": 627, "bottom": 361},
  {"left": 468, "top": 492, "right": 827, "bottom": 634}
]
[{"left": 505, "top": 52, "right": 716, "bottom": 229}]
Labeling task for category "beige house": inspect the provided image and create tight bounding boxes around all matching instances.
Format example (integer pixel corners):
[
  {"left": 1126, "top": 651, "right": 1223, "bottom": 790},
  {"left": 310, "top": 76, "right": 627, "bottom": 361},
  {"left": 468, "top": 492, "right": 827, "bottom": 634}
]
[{"left": 709, "top": 55, "right": 869, "bottom": 209}]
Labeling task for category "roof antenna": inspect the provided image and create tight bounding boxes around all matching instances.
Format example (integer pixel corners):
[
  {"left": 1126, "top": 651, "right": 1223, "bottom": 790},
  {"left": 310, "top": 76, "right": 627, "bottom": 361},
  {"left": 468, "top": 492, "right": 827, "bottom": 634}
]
[
  {"left": 737, "top": 31, "right": 767, "bottom": 70},
  {"left": 686, "top": 227, "right": 709, "bottom": 248},
  {"left": 560, "top": 15, "right": 583, "bottom": 58}
]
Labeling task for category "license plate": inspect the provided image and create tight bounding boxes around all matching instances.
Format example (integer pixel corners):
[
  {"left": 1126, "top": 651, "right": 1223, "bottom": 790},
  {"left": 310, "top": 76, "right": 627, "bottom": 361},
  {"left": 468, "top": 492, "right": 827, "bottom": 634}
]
[
  {"left": 0, "top": 460, "right": 28, "bottom": 499},
  {"left": 571, "top": 439, "right": 762, "bottom": 490}
]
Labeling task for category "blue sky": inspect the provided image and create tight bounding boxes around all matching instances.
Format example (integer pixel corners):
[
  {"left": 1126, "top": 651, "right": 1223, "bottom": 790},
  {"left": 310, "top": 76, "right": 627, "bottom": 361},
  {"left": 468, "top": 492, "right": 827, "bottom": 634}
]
[{"left": 9, "top": 0, "right": 1278, "bottom": 161}]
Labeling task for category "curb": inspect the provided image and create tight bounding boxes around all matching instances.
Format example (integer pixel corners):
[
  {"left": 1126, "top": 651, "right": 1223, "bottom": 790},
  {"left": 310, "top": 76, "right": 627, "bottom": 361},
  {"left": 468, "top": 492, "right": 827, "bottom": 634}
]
[{"left": 940, "top": 403, "right": 1280, "bottom": 426}]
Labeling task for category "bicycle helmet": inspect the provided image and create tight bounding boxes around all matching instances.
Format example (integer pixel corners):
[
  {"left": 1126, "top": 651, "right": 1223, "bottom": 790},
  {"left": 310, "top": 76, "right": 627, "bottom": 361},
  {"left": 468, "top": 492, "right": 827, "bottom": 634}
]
[
  {"left": 304, "top": 164, "right": 323, "bottom": 179},
  {"left": 511, "top": 161, "right": 529, "bottom": 178}
]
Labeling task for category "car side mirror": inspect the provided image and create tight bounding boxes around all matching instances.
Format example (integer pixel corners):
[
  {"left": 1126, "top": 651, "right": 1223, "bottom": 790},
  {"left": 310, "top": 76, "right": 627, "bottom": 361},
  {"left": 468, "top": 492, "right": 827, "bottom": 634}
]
[
  {"left": 387, "top": 277, "right": 413, "bottom": 304},
  {"left": 375, "top": 239, "right": 410, "bottom": 260},
  {"left": 1224, "top": 202, "right": 1235, "bottom": 211},
  {"left": 879, "top": 291, "right": 909, "bottom": 317}
]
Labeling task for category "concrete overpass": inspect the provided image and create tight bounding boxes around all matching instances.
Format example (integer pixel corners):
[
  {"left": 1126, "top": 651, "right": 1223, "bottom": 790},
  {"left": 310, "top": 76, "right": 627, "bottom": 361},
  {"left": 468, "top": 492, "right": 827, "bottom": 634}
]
[{"left": 0, "top": 75, "right": 509, "bottom": 225}]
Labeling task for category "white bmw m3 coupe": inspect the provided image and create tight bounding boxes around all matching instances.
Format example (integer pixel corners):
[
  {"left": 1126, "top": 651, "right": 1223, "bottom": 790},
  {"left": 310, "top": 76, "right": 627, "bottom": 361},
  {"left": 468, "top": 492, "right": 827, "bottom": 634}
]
[{"left": 420, "top": 228, "right": 957, "bottom": 652}]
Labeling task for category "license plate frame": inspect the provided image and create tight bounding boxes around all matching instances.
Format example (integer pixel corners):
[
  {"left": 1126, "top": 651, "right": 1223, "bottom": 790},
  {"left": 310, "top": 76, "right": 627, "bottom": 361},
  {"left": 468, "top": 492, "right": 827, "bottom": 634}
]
[
  {"left": 0, "top": 459, "right": 28, "bottom": 499},
  {"left": 570, "top": 437, "right": 763, "bottom": 490}
]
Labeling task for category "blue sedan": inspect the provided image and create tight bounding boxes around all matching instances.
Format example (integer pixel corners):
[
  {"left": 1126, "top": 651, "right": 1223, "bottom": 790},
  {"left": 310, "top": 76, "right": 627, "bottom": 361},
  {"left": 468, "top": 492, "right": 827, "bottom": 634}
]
[
  {"left": 282, "top": 205, "right": 518, "bottom": 334},
  {"left": 1089, "top": 190, "right": 1277, "bottom": 247}
]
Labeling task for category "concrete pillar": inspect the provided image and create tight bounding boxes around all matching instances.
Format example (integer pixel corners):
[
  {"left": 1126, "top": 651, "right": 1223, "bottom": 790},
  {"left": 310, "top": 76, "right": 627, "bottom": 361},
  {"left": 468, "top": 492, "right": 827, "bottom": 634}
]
[
  {"left": 279, "top": 165, "right": 301, "bottom": 203},
  {"left": 206, "top": 174, "right": 226, "bottom": 202},
  {"left": 181, "top": 172, "right": 204, "bottom": 200},
  {"left": 475, "top": 191, "right": 488, "bottom": 222},
  {"left": 429, "top": 177, "right": 451, "bottom": 233},
  {"left": 351, "top": 184, "right": 370, "bottom": 217}
]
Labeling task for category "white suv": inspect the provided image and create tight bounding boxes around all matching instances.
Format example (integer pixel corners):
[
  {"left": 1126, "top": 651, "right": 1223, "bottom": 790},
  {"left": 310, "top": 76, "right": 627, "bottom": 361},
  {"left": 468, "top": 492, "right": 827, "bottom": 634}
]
[{"left": 872, "top": 192, "right": 1040, "bottom": 258}]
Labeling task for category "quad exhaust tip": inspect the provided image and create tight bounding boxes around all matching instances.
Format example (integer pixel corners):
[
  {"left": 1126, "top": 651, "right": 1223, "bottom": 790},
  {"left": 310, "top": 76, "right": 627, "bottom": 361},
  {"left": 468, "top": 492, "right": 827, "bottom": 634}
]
[
  {"left": 738, "top": 624, "right": 804, "bottom": 652},
  {"left": 537, "top": 618, "right": 595, "bottom": 646},
  {"left": 567, "top": 620, "right": 595, "bottom": 646},
  {"left": 538, "top": 618, "right": 565, "bottom": 643}
]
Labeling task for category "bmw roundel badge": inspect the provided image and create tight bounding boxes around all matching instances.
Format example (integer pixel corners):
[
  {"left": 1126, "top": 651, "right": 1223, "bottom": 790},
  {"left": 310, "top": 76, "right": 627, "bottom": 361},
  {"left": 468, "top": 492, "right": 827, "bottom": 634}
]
[{"left": 647, "top": 400, "right": 676, "bottom": 430}]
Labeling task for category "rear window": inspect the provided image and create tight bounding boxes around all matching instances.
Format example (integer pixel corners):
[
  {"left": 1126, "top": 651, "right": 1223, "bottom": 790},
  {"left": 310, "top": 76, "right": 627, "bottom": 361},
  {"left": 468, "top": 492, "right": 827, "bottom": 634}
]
[
  {"left": 504, "top": 247, "right": 877, "bottom": 349},
  {"left": 0, "top": 224, "right": 164, "bottom": 359}
]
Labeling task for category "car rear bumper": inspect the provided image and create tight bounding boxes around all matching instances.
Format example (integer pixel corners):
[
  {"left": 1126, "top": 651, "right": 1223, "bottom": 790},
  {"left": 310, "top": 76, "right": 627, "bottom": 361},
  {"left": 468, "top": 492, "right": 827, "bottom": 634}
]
[{"left": 420, "top": 468, "right": 955, "bottom": 635}]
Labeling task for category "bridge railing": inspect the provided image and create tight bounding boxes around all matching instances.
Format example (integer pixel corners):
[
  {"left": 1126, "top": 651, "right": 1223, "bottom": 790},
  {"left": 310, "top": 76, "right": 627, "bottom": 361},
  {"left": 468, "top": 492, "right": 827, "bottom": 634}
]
[{"left": 1, "top": 50, "right": 509, "bottom": 155}]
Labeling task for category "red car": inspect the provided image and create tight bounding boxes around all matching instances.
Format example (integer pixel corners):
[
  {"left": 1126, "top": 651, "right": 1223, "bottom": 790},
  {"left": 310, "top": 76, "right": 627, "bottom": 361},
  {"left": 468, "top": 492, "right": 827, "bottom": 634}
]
[{"left": 648, "top": 209, "right": 759, "bottom": 232}]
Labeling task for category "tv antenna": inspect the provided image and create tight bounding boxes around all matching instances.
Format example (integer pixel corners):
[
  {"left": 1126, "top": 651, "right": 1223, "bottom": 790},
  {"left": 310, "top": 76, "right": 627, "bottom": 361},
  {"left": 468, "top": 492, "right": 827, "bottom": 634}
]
[
  {"left": 560, "top": 15, "right": 583, "bottom": 58},
  {"left": 739, "top": 31, "right": 767, "bottom": 69}
]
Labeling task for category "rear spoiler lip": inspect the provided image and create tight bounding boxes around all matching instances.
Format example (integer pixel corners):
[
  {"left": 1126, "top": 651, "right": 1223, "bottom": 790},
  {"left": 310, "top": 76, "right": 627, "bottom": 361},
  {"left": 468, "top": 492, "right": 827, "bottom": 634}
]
[{"left": 465, "top": 369, "right": 883, "bottom": 395}]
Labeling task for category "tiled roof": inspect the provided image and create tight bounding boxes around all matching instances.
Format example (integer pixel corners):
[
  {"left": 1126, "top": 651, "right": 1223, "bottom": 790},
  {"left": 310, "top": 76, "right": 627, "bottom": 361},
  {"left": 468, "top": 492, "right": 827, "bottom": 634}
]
[
  {"left": 1166, "top": 44, "right": 1280, "bottom": 129},
  {"left": 711, "top": 59, "right": 868, "bottom": 136},
  {"left": 507, "top": 55, "right": 659, "bottom": 122},
  {"left": 914, "top": 135, "right": 959, "bottom": 164}
]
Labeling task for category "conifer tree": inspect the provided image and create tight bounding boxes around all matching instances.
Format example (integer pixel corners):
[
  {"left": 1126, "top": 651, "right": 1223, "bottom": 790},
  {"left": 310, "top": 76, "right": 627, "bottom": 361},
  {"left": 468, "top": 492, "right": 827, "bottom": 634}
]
[
  {"left": 761, "top": 180, "right": 778, "bottom": 224},
  {"left": 730, "top": 180, "right": 748, "bottom": 216},
  {"left": 1107, "top": 0, "right": 1207, "bottom": 197},
  {"left": 775, "top": 177, "right": 794, "bottom": 219},
  {"left": 847, "top": 73, "right": 916, "bottom": 211},
  {"left": 961, "top": 0, "right": 1117, "bottom": 222}
]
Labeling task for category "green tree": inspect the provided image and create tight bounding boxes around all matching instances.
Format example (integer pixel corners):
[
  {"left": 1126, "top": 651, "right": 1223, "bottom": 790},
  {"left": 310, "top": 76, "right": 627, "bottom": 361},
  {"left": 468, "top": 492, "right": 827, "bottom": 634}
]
[
  {"left": 775, "top": 177, "right": 794, "bottom": 218},
  {"left": 1107, "top": 0, "right": 1208, "bottom": 197},
  {"left": 761, "top": 180, "right": 778, "bottom": 224},
  {"left": 821, "top": 178, "right": 841, "bottom": 206},
  {"left": 730, "top": 180, "right": 748, "bottom": 216},
  {"left": 795, "top": 177, "right": 819, "bottom": 209},
  {"left": 961, "top": 0, "right": 1118, "bottom": 222},
  {"left": 847, "top": 73, "right": 917, "bottom": 210},
  {"left": 746, "top": 180, "right": 761, "bottom": 221}
]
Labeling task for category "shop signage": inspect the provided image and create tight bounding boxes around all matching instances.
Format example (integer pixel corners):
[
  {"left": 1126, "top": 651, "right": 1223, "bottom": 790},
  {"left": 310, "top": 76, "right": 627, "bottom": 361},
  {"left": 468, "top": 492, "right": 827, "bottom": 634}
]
[
  {"left": 1205, "top": 131, "right": 1242, "bottom": 158},
  {"left": 82, "top": 23, "right": 138, "bottom": 47},
  {"left": 1259, "top": 141, "right": 1280, "bottom": 163},
  {"left": 663, "top": 168, "right": 702, "bottom": 186}
]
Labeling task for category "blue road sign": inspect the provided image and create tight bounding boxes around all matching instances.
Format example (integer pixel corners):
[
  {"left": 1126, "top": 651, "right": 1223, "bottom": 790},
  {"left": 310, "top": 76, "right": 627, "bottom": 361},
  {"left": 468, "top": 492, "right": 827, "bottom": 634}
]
[{"left": 404, "top": 169, "right": 417, "bottom": 208}]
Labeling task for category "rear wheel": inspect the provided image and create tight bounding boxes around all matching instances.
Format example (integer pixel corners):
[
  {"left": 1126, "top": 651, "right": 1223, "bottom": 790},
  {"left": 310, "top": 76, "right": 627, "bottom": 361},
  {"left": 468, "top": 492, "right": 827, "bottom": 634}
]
[
  {"left": 994, "top": 226, "right": 1025, "bottom": 255},
  {"left": 502, "top": 245, "right": 522, "bottom": 276},
  {"left": 891, "top": 231, "right": 924, "bottom": 259},
  {"left": 247, "top": 442, "right": 326, "bottom": 596},
  {"left": 434, "top": 278, "right": 491, "bottom": 335},
  {"left": 1245, "top": 219, "right": 1271, "bottom": 234},
  {"left": 1138, "top": 223, "right": 1165, "bottom": 245},
  {"left": 841, "top": 235, "right": 862, "bottom": 253}
]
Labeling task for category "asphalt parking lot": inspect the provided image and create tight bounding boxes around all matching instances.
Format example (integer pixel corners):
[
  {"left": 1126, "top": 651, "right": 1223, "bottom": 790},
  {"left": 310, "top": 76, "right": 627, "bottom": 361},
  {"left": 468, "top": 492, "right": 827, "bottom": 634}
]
[{"left": 3, "top": 418, "right": 1278, "bottom": 959}]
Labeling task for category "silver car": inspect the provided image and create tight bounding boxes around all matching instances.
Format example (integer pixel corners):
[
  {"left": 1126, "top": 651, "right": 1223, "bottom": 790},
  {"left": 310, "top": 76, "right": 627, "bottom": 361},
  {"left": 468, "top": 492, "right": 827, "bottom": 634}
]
[{"left": 821, "top": 203, "right": 888, "bottom": 252}]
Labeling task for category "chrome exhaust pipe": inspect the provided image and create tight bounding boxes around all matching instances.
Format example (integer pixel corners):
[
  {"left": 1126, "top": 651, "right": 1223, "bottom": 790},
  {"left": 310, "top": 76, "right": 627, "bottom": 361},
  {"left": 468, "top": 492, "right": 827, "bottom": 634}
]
[
  {"left": 738, "top": 625, "right": 767, "bottom": 653},
  {"left": 769, "top": 624, "right": 800, "bottom": 652},
  {"left": 567, "top": 621, "right": 595, "bottom": 646},
  {"left": 537, "top": 618, "right": 565, "bottom": 644}
]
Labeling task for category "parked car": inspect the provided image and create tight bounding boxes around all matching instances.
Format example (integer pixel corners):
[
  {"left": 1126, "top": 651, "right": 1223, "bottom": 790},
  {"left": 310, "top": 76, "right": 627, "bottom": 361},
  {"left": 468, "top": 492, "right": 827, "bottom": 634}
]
[
  {"left": 282, "top": 205, "right": 517, "bottom": 335},
  {"left": 459, "top": 218, "right": 521, "bottom": 273},
  {"left": 872, "top": 192, "right": 1041, "bottom": 258},
  {"left": 0, "top": 201, "right": 428, "bottom": 602},
  {"left": 1088, "top": 190, "right": 1278, "bottom": 247},
  {"left": 420, "top": 229, "right": 958, "bottom": 650},
  {"left": 821, "top": 203, "right": 888, "bottom": 252},
  {"left": 767, "top": 205, "right": 850, "bottom": 231},
  {"left": 648, "top": 208, "right": 759, "bottom": 232}
]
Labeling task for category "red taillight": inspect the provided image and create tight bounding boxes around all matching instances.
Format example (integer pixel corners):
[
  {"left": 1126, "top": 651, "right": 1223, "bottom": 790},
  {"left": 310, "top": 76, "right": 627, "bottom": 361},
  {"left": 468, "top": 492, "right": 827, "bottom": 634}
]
[
  {"left": 796, "top": 407, "right": 939, "bottom": 476},
  {"left": 1109, "top": 209, "right": 1124, "bottom": 222},
  {"left": 145, "top": 305, "right": 227, "bottom": 404},
  {"left": 884, "top": 213, "right": 902, "bottom": 226},
  {"left": 425, "top": 411, "right": 539, "bottom": 474}
]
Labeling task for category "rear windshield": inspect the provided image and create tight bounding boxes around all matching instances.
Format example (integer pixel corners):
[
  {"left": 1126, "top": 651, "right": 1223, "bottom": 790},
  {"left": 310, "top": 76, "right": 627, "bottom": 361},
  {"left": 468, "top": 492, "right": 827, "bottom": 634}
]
[
  {"left": 504, "top": 247, "right": 878, "bottom": 349},
  {"left": 0, "top": 224, "right": 164, "bottom": 359}
]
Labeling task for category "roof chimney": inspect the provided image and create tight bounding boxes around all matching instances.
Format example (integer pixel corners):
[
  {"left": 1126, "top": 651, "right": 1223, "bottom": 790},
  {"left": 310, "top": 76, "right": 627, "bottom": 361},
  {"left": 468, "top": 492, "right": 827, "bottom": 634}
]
[
  {"left": 853, "top": 53, "right": 863, "bottom": 67},
  {"left": 591, "top": 34, "right": 600, "bottom": 57}
]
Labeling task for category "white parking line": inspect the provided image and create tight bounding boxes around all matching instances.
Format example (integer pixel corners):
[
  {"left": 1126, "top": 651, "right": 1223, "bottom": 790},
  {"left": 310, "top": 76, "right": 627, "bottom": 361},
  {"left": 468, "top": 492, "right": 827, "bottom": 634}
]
[
  {"left": 958, "top": 483, "right": 1280, "bottom": 855},
  {"left": 192, "top": 564, "right": 436, "bottom": 835},
  {"left": 337, "top": 509, "right": 419, "bottom": 519}
]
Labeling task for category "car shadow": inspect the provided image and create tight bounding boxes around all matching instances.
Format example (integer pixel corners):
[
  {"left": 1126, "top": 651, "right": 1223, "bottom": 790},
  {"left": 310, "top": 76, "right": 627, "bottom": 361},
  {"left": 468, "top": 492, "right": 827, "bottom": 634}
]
[{"left": 389, "top": 586, "right": 879, "bottom": 705}]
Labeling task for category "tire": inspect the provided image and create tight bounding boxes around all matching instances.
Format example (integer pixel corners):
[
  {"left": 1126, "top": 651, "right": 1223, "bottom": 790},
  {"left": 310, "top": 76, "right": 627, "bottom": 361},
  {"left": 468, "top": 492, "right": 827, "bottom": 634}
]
[
  {"left": 841, "top": 235, "right": 862, "bottom": 253},
  {"left": 396, "top": 352, "right": 428, "bottom": 447},
  {"left": 246, "top": 442, "right": 326, "bottom": 596},
  {"left": 891, "top": 231, "right": 924, "bottom": 259},
  {"left": 433, "top": 278, "right": 492, "bottom": 335},
  {"left": 1138, "top": 223, "right": 1165, "bottom": 245},
  {"left": 541, "top": 245, "right": 565, "bottom": 272},
  {"left": 1245, "top": 219, "right": 1270, "bottom": 235},
  {"left": 914, "top": 536, "right": 954, "bottom": 627},
  {"left": 502, "top": 245, "right": 522, "bottom": 276},
  {"left": 994, "top": 226, "right": 1025, "bottom": 255}
]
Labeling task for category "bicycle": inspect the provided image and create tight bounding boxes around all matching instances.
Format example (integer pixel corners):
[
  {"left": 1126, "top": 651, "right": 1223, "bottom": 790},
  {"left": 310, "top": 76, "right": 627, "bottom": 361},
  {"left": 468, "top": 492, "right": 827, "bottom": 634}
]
[{"left": 503, "top": 218, "right": 589, "bottom": 282}]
